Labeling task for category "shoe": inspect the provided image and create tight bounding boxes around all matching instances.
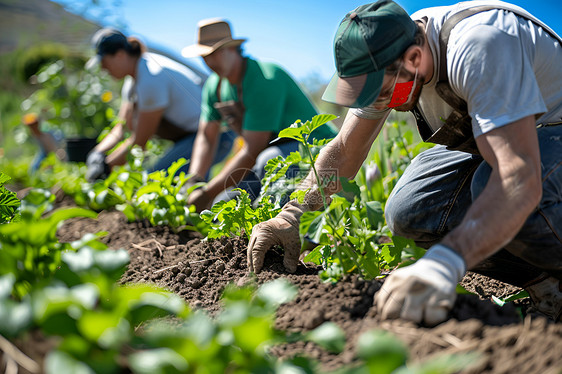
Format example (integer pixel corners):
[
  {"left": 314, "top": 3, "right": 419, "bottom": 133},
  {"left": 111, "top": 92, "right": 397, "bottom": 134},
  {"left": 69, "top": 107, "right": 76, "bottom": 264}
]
[{"left": 525, "top": 274, "right": 562, "bottom": 322}]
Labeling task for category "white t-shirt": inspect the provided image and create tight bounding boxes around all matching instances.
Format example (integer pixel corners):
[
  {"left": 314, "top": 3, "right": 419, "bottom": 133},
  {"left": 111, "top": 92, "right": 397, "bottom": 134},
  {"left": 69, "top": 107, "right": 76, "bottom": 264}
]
[
  {"left": 355, "top": 0, "right": 562, "bottom": 138},
  {"left": 121, "top": 52, "right": 203, "bottom": 133}
]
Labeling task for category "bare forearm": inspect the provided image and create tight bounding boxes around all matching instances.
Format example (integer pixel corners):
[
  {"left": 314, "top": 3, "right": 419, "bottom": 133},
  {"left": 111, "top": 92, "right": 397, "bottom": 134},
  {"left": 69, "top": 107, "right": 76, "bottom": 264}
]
[
  {"left": 442, "top": 166, "right": 541, "bottom": 269},
  {"left": 299, "top": 113, "right": 385, "bottom": 206},
  {"left": 189, "top": 122, "right": 220, "bottom": 178},
  {"left": 442, "top": 116, "right": 541, "bottom": 268},
  {"left": 95, "top": 123, "right": 124, "bottom": 153},
  {"left": 105, "top": 138, "right": 132, "bottom": 166},
  {"left": 189, "top": 135, "right": 217, "bottom": 177}
]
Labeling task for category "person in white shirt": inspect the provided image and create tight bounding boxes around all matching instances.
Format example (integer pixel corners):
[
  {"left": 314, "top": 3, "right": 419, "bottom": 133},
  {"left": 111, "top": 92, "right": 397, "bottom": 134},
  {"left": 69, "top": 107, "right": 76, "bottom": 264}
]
[
  {"left": 247, "top": 0, "right": 562, "bottom": 325},
  {"left": 85, "top": 28, "right": 234, "bottom": 181}
]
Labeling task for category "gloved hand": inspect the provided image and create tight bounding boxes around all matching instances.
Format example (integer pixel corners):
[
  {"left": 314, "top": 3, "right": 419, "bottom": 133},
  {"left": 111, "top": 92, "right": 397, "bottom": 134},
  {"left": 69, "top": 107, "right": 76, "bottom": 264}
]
[
  {"left": 85, "top": 150, "right": 110, "bottom": 182},
  {"left": 187, "top": 188, "right": 213, "bottom": 212},
  {"left": 374, "top": 244, "right": 466, "bottom": 326},
  {"left": 247, "top": 200, "right": 305, "bottom": 274}
]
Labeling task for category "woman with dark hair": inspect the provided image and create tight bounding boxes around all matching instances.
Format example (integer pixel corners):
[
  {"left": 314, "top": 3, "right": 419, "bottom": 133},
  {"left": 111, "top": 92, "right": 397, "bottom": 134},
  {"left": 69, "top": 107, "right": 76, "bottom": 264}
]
[{"left": 85, "top": 28, "right": 234, "bottom": 181}]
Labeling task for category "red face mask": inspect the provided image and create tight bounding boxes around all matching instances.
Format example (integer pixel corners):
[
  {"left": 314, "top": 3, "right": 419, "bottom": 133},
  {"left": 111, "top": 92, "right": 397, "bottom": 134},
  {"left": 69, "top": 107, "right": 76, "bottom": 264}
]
[
  {"left": 387, "top": 68, "right": 418, "bottom": 108},
  {"left": 387, "top": 81, "right": 415, "bottom": 108}
]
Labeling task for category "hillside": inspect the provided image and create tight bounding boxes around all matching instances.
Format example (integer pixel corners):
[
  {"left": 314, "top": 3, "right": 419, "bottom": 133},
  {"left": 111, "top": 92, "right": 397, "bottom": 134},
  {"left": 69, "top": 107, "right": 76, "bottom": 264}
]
[{"left": 0, "top": 0, "right": 98, "bottom": 55}]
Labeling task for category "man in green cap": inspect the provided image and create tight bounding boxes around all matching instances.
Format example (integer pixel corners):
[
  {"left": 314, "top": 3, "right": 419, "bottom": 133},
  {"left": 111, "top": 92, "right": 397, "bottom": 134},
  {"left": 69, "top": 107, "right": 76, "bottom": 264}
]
[
  {"left": 247, "top": 0, "right": 562, "bottom": 325},
  {"left": 181, "top": 18, "right": 338, "bottom": 210}
]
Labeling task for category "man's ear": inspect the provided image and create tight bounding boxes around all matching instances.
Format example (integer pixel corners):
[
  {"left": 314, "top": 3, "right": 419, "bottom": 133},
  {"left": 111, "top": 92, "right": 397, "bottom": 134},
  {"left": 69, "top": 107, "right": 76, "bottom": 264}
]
[{"left": 403, "top": 45, "right": 423, "bottom": 70}]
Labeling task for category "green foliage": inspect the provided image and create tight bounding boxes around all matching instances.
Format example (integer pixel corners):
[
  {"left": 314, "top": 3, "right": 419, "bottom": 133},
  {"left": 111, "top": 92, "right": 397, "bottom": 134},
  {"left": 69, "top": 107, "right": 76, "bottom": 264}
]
[
  {"left": 18, "top": 154, "right": 204, "bottom": 233},
  {"left": 201, "top": 189, "right": 281, "bottom": 239},
  {"left": 273, "top": 115, "right": 427, "bottom": 281},
  {"left": 0, "top": 189, "right": 96, "bottom": 299},
  {"left": 21, "top": 59, "right": 119, "bottom": 138},
  {"left": 0, "top": 173, "right": 20, "bottom": 224},
  {"left": 300, "top": 193, "right": 397, "bottom": 281},
  {"left": 129, "top": 278, "right": 304, "bottom": 373},
  {"left": 306, "top": 322, "right": 346, "bottom": 353},
  {"left": 15, "top": 42, "right": 69, "bottom": 83}
]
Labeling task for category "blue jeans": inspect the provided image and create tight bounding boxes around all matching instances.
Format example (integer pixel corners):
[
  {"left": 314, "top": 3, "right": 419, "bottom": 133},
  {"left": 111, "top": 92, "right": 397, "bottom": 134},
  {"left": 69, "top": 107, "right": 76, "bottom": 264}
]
[
  {"left": 150, "top": 130, "right": 236, "bottom": 176},
  {"left": 212, "top": 140, "right": 301, "bottom": 205},
  {"left": 385, "top": 124, "right": 562, "bottom": 286}
]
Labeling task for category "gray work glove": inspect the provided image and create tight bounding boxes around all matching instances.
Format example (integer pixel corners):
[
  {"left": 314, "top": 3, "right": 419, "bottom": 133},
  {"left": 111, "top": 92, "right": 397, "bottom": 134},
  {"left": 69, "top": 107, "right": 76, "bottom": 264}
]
[
  {"left": 247, "top": 200, "right": 305, "bottom": 274},
  {"left": 85, "top": 150, "right": 110, "bottom": 182},
  {"left": 374, "top": 244, "right": 466, "bottom": 326}
]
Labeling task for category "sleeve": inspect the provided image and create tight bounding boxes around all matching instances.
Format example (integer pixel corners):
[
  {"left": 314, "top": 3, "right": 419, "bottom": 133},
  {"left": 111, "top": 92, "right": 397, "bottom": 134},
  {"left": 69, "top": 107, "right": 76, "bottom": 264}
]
[
  {"left": 136, "top": 70, "right": 170, "bottom": 112},
  {"left": 351, "top": 106, "right": 391, "bottom": 120},
  {"left": 120, "top": 76, "right": 136, "bottom": 103},
  {"left": 200, "top": 76, "right": 222, "bottom": 123},
  {"left": 448, "top": 23, "right": 546, "bottom": 137},
  {"left": 242, "top": 69, "right": 286, "bottom": 132}
]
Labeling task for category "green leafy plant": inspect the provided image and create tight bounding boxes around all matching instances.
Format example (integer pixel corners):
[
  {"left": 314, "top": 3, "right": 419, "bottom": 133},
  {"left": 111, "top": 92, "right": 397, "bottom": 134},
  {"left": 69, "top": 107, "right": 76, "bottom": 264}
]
[
  {"left": 201, "top": 189, "right": 281, "bottom": 239},
  {"left": 271, "top": 115, "right": 429, "bottom": 281},
  {"left": 0, "top": 189, "right": 97, "bottom": 299},
  {"left": 21, "top": 59, "right": 118, "bottom": 138},
  {"left": 0, "top": 173, "right": 20, "bottom": 224}
]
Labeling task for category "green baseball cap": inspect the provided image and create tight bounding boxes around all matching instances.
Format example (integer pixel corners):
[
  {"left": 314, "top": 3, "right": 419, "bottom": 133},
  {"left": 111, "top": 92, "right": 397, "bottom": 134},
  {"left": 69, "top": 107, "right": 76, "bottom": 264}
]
[{"left": 322, "top": 0, "right": 417, "bottom": 108}]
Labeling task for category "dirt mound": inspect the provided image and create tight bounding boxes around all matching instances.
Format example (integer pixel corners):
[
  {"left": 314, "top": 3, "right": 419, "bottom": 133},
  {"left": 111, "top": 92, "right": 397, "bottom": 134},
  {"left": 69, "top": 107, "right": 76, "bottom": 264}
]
[{"left": 55, "top": 210, "right": 562, "bottom": 373}]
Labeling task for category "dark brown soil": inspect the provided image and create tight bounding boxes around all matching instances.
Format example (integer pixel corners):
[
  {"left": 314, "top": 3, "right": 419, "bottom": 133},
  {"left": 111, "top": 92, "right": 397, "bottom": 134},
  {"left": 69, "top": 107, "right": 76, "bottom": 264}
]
[{"left": 48, "top": 210, "right": 562, "bottom": 373}]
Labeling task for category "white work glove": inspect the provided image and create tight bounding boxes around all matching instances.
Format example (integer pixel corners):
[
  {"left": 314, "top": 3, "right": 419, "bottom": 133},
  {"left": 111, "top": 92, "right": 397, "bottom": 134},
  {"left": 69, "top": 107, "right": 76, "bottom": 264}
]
[
  {"left": 374, "top": 244, "right": 466, "bottom": 326},
  {"left": 85, "top": 150, "right": 110, "bottom": 182},
  {"left": 247, "top": 200, "right": 305, "bottom": 274}
]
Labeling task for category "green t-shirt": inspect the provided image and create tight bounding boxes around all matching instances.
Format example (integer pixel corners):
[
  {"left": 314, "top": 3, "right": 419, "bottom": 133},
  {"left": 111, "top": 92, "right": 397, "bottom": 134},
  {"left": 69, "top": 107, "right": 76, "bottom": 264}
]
[{"left": 201, "top": 58, "right": 337, "bottom": 141}]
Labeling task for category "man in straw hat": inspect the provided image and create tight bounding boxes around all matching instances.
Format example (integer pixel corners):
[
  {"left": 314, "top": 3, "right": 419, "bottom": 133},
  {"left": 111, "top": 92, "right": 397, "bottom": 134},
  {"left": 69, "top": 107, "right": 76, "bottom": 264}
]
[
  {"left": 247, "top": 0, "right": 562, "bottom": 325},
  {"left": 182, "top": 18, "right": 338, "bottom": 210}
]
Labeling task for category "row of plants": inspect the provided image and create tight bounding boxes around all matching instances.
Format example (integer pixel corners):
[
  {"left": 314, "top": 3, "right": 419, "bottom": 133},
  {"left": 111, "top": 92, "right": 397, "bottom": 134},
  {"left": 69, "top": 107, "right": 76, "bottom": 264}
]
[{"left": 0, "top": 172, "right": 476, "bottom": 373}]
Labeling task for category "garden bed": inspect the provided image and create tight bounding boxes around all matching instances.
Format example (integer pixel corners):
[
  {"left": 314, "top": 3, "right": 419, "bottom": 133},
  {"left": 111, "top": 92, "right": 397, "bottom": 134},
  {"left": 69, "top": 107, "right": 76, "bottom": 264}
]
[{"left": 55, "top": 209, "right": 562, "bottom": 374}]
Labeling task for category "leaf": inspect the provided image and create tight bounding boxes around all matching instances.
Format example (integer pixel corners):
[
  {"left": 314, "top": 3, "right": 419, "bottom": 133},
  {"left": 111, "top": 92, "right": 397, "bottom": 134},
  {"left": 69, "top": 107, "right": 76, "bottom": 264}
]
[
  {"left": 0, "top": 173, "right": 11, "bottom": 185},
  {"left": 306, "top": 212, "right": 328, "bottom": 245},
  {"left": 45, "top": 350, "right": 96, "bottom": 374},
  {"left": 0, "top": 300, "right": 32, "bottom": 337},
  {"left": 127, "top": 290, "right": 189, "bottom": 325},
  {"left": 455, "top": 284, "right": 474, "bottom": 295},
  {"left": 129, "top": 348, "right": 188, "bottom": 374},
  {"left": 278, "top": 121, "right": 306, "bottom": 142},
  {"left": 309, "top": 114, "right": 338, "bottom": 133},
  {"left": 306, "top": 322, "right": 346, "bottom": 353},
  {"left": 93, "top": 249, "right": 130, "bottom": 272},
  {"left": 62, "top": 248, "right": 95, "bottom": 272},
  {"left": 339, "top": 177, "right": 361, "bottom": 198},
  {"left": 257, "top": 279, "right": 298, "bottom": 307},
  {"left": 0, "top": 274, "right": 15, "bottom": 299},
  {"left": 357, "top": 247, "right": 381, "bottom": 279},
  {"left": 365, "top": 201, "right": 384, "bottom": 228},
  {"left": 77, "top": 310, "right": 129, "bottom": 347},
  {"left": 504, "top": 290, "right": 529, "bottom": 302},
  {"left": 357, "top": 330, "right": 407, "bottom": 372},
  {"left": 303, "top": 246, "right": 324, "bottom": 265}
]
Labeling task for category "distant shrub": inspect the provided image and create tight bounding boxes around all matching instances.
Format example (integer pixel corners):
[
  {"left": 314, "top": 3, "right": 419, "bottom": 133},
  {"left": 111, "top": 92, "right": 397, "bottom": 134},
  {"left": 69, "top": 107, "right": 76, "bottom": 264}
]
[{"left": 16, "top": 43, "right": 68, "bottom": 83}]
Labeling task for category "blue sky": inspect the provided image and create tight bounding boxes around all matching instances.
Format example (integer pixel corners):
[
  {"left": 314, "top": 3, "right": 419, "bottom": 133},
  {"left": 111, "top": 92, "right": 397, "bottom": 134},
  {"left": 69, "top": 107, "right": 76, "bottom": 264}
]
[{"left": 56, "top": 0, "right": 561, "bottom": 83}]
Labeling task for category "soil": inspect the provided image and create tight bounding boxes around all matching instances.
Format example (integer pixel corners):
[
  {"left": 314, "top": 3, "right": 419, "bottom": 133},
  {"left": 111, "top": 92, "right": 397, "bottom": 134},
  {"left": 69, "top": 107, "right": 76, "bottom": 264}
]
[{"left": 29, "top": 207, "right": 562, "bottom": 373}]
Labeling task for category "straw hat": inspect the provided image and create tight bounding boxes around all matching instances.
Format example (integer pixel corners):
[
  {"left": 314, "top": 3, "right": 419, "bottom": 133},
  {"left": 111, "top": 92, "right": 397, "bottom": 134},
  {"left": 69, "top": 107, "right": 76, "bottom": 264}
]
[{"left": 182, "top": 18, "right": 246, "bottom": 58}]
